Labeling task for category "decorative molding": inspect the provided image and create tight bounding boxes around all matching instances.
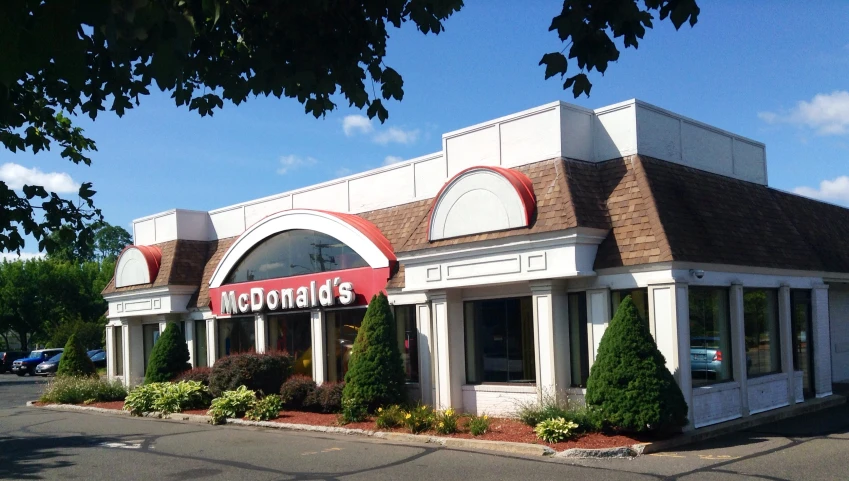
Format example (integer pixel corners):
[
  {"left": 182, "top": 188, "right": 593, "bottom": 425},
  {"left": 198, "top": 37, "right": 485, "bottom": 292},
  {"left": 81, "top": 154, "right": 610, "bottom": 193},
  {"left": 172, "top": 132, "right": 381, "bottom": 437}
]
[{"left": 445, "top": 256, "right": 521, "bottom": 280}]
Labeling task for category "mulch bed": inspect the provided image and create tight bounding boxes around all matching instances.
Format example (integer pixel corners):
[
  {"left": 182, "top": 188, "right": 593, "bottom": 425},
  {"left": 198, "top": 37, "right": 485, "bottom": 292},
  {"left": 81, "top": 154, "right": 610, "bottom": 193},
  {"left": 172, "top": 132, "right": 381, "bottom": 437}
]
[{"left": 45, "top": 402, "right": 650, "bottom": 451}]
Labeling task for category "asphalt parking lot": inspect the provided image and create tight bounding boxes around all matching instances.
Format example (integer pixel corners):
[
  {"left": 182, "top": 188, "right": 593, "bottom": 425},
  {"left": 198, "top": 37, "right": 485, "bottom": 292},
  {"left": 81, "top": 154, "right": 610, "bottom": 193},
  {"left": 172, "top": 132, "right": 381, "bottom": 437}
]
[{"left": 1, "top": 377, "right": 847, "bottom": 480}]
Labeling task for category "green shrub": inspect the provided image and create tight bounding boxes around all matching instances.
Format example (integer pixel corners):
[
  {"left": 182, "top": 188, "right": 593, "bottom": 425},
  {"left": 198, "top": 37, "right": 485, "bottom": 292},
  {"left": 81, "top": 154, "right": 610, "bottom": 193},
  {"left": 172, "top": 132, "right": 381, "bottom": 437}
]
[
  {"left": 279, "top": 375, "right": 316, "bottom": 409},
  {"left": 209, "top": 351, "right": 293, "bottom": 397},
  {"left": 123, "top": 381, "right": 210, "bottom": 416},
  {"left": 403, "top": 404, "right": 435, "bottom": 434},
  {"left": 338, "top": 397, "right": 368, "bottom": 425},
  {"left": 176, "top": 367, "right": 212, "bottom": 386},
  {"left": 515, "top": 394, "right": 601, "bottom": 433},
  {"left": 466, "top": 414, "right": 490, "bottom": 436},
  {"left": 305, "top": 381, "right": 344, "bottom": 413},
  {"left": 586, "top": 296, "right": 688, "bottom": 433},
  {"left": 245, "top": 394, "right": 283, "bottom": 421},
  {"left": 342, "top": 293, "right": 406, "bottom": 411},
  {"left": 374, "top": 405, "right": 405, "bottom": 429},
  {"left": 40, "top": 376, "right": 127, "bottom": 404},
  {"left": 57, "top": 332, "right": 97, "bottom": 377},
  {"left": 145, "top": 323, "right": 190, "bottom": 383},
  {"left": 48, "top": 320, "right": 103, "bottom": 351},
  {"left": 435, "top": 408, "right": 459, "bottom": 435},
  {"left": 208, "top": 386, "right": 257, "bottom": 424},
  {"left": 534, "top": 417, "right": 579, "bottom": 443}
]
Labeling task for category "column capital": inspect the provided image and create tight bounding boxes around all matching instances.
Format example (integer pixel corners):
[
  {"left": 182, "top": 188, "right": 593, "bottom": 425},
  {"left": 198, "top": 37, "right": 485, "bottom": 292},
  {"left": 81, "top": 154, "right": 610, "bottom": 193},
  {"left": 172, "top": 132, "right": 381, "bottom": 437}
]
[
  {"left": 812, "top": 283, "right": 830, "bottom": 291},
  {"left": 529, "top": 279, "right": 565, "bottom": 294}
]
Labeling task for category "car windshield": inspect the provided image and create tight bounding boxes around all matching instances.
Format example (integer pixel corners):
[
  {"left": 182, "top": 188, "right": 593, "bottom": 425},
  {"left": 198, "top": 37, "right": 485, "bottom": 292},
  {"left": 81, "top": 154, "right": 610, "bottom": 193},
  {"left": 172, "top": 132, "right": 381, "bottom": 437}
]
[
  {"left": 86, "top": 350, "right": 102, "bottom": 357},
  {"left": 27, "top": 351, "right": 40, "bottom": 358},
  {"left": 90, "top": 352, "right": 106, "bottom": 362},
  {"left": 48, "top": 353, "right": 62, "bottom": 362}
]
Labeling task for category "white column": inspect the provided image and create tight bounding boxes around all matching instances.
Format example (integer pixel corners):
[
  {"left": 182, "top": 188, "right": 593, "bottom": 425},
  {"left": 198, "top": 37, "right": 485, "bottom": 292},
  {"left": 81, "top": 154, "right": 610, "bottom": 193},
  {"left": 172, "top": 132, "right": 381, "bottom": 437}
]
[
  {"left": 206, "top": 318, "right": 217, "bottom": 365},
  {"left": 105, "top": 325, "right": 115, "bottom": 379},
  {"left": 430, "top": 291, "right": 463, "bottom": 410},
  {"left": 416, "top": 303, "right": 435, "bottom": 406},
  {"left": 648, "top": 283, "right": 693, "bottom": 428},
  {"left": 812, "top": 284, "right": 833, "bottom": 397},
  {"left": 778, "top": 284, "right": 795, "bottom": 405},
  {"left": 311, "top": 309, "right": 326, "bottom": 384},
  {"left": 586, "top": 288, "right": 610, "bottom": 370},
  {"left": 184, "top": 320, "right": 196, "bottom": 367},
  {"left": 730, "top": 283, "right": 749, "bottom": 416},
  {"left": 255, "top": 313, "right": 267, "bottom": 354},
  {"left": 530, "top": 280, "right": 569, "bottom": 398}
]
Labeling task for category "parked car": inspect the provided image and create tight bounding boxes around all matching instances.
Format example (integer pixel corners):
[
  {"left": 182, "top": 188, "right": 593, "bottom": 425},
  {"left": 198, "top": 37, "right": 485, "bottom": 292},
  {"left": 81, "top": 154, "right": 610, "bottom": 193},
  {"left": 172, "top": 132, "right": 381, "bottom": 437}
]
[
  {"left": 691, "top": 336, "right": 752, "bottom": 380},
  {"left": 34, "top": 349, "right": 105, "bottom": 376},
  {"left": 89, "top": 350, "right": 107, "bottom": 369},
  {"left": 0, "top": 351, "right": 27, "bottom": 374},
  {"left": 11, "top": 349, "right": 64, "bottom": 376}
]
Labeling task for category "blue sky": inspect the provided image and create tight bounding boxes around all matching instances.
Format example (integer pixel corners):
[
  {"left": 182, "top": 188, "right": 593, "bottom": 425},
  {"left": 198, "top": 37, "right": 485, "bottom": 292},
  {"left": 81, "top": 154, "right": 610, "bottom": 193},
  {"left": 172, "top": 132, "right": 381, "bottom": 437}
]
[{"left": 2, "top": 1, "right": 849, "bottom": 259}]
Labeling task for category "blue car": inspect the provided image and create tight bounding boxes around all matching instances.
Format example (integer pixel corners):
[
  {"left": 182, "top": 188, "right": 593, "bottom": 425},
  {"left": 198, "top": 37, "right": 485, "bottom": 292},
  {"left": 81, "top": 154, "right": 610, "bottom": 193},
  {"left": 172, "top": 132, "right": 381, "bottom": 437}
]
[{"left": 11, "top": 348, "right": 64, "bottom": 376}]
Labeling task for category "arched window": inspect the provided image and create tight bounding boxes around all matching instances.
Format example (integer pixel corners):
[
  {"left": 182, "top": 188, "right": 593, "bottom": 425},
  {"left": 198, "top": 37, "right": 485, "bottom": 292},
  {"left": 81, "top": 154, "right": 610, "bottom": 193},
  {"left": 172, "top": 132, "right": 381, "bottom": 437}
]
[{"left": 224, "top": 229, "right": 368, "bottom": 284}]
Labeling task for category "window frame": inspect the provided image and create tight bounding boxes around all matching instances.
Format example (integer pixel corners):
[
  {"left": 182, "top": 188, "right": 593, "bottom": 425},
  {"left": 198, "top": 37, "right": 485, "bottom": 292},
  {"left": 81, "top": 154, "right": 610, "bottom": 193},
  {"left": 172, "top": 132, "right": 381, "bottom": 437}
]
[
  {"left": 463, "top": 296, "right": 536, "bottom": 385},
  {"left": 568, "top": 292, "right": 590, "bottom": 388},
  {"left": 743, "top": 288, "right": 782, "bottom": 378},
  {"left": 392, "top": 305, "right": 420, "bottom": 384},
  {"left": 689, "top": 286, "right": 734, "bottom": 387}
]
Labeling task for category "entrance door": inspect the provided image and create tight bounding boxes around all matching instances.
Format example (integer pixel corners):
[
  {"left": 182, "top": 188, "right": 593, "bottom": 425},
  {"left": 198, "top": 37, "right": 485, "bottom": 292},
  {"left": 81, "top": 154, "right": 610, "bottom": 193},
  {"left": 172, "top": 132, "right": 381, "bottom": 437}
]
[
  {"left": 791, "top": 290, "right": 815, "bottom": 398},
  {"left": 268, "top": 312, "right": 313, "bottom": 377}
]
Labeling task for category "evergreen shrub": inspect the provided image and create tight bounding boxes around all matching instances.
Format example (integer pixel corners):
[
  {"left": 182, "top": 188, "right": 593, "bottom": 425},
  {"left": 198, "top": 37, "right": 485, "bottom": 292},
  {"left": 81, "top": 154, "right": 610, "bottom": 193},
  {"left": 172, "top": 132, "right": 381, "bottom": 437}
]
[
  {"left": 342, "top": 293, "right": 406, "bottom": 411},
  {"left": 145, "top": 323, "right": 190, "bottom": 384},
  {"left": 585, "top": 296, "right": 688, "bottom": 433},
  {"left": 209, "top": 351, "right": 293, "bottom": 397},
  {"left": 57, "top": 332, "right": 97, "bottom": 377}
]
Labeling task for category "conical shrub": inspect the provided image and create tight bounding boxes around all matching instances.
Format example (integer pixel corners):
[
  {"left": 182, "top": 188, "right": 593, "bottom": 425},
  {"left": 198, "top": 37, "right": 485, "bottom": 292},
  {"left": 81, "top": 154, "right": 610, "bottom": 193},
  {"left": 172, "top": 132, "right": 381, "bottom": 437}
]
[
  {"left": 57, "top": 332, "right": 97, "bottom": 377},
  {"left": 144, "top": 322, "right": 190, "bottom": 383},
  {"left": 342, "top": 293, "right": 406, "bottom": 410},
  {"left": 586, "top": 296, "right": 688, "bottom": 432}
]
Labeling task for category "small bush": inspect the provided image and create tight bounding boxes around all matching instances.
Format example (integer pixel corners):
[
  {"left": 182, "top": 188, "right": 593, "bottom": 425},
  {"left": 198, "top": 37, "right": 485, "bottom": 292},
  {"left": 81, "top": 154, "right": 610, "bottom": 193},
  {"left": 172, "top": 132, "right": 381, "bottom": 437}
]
[
  {"left": 403, "top": 405, "right": 435, "bottom": 434},
  {"left": 123, "top": 381, "right": 210, "bottom": 416},
  {"left": 208, "top": 386, "right": 257, "bottom": 424},
  {"left": 534, "top": 417, "right": 579, "bottom": 443},
  {"left": 466, "top": 414, "right": 490, "bottom": 436},
  {"left": 145, "top": 323, "right": 191, "bottom": 383},
  {"left": 305, "top": 382, "right": 344, "bottom": 413},
  {"left": 435, "top": 408, "right": 459, "bottom": 435},
  {"left": 176, "top": 367, "right": 212, "bottom": 386},
  {"left": 245, "top": 394, "right": 283, "bottom": 421},
  {"left": 280, "top": 375, "right": 316, "bottom": 409},
  {"left": 338, "top": 397, "right": 368, "bottom": 425},
  {"left": 40, "top": 376, "right": 127, "bottom": 405},
  {"left": 209, "top": 351, "right": 294, "bottom": 397},
  {"left": 57, "top": 332, "right": 96, "bottom": 377},
  {"left": 374, "top": 405, "right": 405, "bottom": 429},
  {"left": 515, "top": 394, "right": 601, "bottom": 433}
]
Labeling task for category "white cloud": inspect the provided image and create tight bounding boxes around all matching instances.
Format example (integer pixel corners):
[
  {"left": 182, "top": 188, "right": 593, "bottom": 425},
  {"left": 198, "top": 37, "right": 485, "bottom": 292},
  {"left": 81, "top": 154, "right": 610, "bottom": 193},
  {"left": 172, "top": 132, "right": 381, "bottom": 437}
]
[
  {"left": 335, "top": 167, "right": 353, "bottom": 177},
  {"left": 342, "top": 115, "right": 374, "bottom": 137},
  {"left": 383, "top": 155, "right": 404, "bottom": 166},
  {"left": 0, "top": 252, "right": 45, "bottom": 262},
  {"left": 759, "top": 91, "right": 849, "bottom": 135},
  {"left": 793, "top": 176, "right": 849, "bottom": 205},
  {"left": 372, "top": 127, "right": 420, "bottom": 145},
  {"left": 277, "top": 155, "right": 318, "bottom": 175},
  {"left": 0, "top": 163, "right": 80, "bottom": 193}
]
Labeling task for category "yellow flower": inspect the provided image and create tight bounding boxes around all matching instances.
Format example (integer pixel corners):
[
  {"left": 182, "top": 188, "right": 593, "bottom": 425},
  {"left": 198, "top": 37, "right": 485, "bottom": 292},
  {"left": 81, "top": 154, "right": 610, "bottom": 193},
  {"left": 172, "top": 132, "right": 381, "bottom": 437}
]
[
  {"left": 445, "top": 408, "right": 454, "bottom": 417},
  {"left": 405, "top": 413, "right": 411, "bottom": 419},
  {"left": 377, "top": 407, "right": 383, "bottom": 413},
  {"left": 438, "top": 422, "right": 444, "bottom": 427},
  {"left": 483, "top": 415, "right": 488, "bottom": 420}
]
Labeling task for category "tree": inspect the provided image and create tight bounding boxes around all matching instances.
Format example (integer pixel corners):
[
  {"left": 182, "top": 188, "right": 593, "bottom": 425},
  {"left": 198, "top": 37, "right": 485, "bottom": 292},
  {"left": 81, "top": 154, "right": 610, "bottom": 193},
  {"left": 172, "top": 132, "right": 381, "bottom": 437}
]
[
  {"left": 342, "top": 293, "right": 406, "bottom": 410},
  {"left": 0, "top": 0, "right": 462, "bottom": 255},
  {"left": 144, "top": 322, "right": 190, "bottom": 383},
  {"left": 585, "top": 295, "right": 688, "bottom": 433},
  {"left": 57, "top": 331, "right": 97, "bottom": 377},
  {"left": 540, "top": 0, "right": 700, "bottom": 97},
  {"left": 93, "top": 223, "right": 132, "bottom": 261},
  {"left": 48, "top": 319, "right": 104, "bottom": 351}
]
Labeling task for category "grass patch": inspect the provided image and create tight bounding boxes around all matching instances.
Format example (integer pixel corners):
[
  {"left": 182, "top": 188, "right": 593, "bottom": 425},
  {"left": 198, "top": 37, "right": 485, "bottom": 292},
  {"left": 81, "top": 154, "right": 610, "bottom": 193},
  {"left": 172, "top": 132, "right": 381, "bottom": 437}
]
[{"left": 40, "top": 376, "right": 127, "bottom": 405}]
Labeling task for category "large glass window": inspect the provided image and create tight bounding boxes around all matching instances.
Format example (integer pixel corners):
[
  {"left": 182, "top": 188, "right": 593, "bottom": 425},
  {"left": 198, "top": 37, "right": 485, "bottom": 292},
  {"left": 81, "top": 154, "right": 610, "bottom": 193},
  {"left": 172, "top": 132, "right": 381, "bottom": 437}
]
[
  {"left": 611, "top": 288, "right": 649, "bottom": 325},
  {"left": 791, "top": 290, "right": 814, "bottom": 398},
  {"left": 114, "top": 326, "right": 124, "bottom": 376},
  {"left": 218, "top": 317, "right": 256, "bottom": 356},
  {"left": 225, "top": 229, "right": 368, "bottom": 284},
  {"left": 568, "top": 292, "right": 589, "bottom": 387},
  {"left": 690, "top": 287, "right": 733, "bottom": 387},
  {"left": 744, "top": 289, "right": 781, "bottom": 377},
  {"left": 393, "top": 305, "right": 419, "bottom": 383},
  {"left": 268, "top": 312, "right": 313, "bottom": 377},
  {"left": 325, "top": 308, "right": 366, "bottom": 382},
  {"left": 142, "top": 324, "right": 160, "bottom": 374},
  {"left": 194, "top": 320, "right": 208, "bottom": 368},
  {"left": 464, "top": 297, "right": 535, "bottom": 384}
]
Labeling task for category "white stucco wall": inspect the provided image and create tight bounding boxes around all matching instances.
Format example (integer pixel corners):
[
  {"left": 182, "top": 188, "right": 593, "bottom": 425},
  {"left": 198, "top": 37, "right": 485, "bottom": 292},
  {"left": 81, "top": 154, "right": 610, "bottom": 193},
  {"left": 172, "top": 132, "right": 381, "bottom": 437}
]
[
  {"left": 829, "top": 285, "right": 849, "bottom": 382},
  {"left": 692, "top": 382, "right": 743, "bottom": 428}
]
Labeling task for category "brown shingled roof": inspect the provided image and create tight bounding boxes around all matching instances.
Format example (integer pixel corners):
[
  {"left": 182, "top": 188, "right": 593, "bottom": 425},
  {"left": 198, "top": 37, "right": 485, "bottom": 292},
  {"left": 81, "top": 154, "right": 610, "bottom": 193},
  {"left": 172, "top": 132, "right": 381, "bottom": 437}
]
[
  {"left": 190, "top": 237, "right": 237, "bottom": 309},
  {"left": 102, "top": 239, "right": 209, "bottom": 295}
]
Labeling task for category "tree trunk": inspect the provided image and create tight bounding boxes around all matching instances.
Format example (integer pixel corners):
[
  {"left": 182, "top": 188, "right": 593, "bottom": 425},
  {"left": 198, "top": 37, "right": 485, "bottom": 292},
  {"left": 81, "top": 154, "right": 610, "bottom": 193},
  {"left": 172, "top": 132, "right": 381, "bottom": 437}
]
[{"left": 17, "top": 331, "right": 28, "bottom": 352}]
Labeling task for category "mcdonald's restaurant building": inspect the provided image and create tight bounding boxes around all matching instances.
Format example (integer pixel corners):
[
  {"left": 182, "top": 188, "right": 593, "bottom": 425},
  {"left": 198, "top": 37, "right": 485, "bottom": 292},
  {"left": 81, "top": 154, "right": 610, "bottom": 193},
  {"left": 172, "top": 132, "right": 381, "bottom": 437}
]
[{"left": 103, "top": 99, "right": 849, "bottom": 429}]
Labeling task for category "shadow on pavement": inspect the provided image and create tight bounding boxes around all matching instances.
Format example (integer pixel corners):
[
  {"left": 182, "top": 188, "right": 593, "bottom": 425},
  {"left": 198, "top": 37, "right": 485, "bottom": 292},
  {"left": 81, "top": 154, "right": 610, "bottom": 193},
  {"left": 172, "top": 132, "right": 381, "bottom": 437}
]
[{"left": 0, "top": 433, "right": 109, "bottom": 480}]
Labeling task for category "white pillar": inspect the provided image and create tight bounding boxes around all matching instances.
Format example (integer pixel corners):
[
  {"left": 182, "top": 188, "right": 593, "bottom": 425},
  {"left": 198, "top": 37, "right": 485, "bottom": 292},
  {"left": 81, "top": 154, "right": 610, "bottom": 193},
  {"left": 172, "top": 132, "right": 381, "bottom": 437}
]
[
  {"left": 416, "top": 303, "right": 435, "bottom": 406},
  {"left": 431, "top": 291, "right": 463, "bottom": 410},
  {"left": 255, "top": 313, "right": 267, "bottom": 354},
  {"left": 530, "top": 280, "right": 569, "bottom": 398},
  {"left": 311, "top": 309, "right": 326, "bottom": 384},
  {"left": 778, "top": 284, "right": 795, "bottom": 406},
  {"left": 105, "top": 325, "right": 115, "bottom": 379},
  {"left": 812, "top": 284, "right": 833, "bottom": 397},
  {"left": 730, "top": 283, "right": 749, "bottom": 416},
  {"left": 586, "top": 288, "right": 610, "bottom": 370},
  {"left": 206, "top": 317, "right": 217, "bottom": 365},
  {"left": 184, "top": 320, "right": 196, "bottom": 367},
  {"left": 648, "top": 282, "right": 693, "bottom": 428}
]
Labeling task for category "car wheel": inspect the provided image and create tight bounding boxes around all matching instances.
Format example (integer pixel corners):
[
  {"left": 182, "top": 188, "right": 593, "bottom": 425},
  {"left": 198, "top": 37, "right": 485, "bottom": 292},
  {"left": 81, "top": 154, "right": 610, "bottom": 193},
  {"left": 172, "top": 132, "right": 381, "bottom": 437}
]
[{"left": 16, "top": 371, "right": 25, "bottom": 377}]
